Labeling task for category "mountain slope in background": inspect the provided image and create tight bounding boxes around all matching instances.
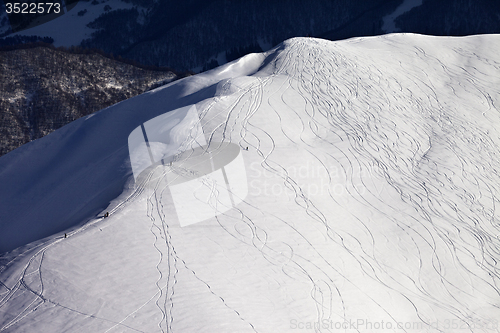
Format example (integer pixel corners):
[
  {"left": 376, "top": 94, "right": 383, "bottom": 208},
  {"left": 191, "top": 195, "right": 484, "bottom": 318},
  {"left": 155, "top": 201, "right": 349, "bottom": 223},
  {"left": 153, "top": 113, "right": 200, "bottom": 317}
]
[
  {"left": 0, "top": 45, "right": 185, "bottom": 156},
  {"left": 1, "top": 34, "right": 500, "bottom": 332},
  {"left": 3, "top": 0, "right": 500, "bottom": 71},
  {"left": 395, "top": 0, "right": 500, "bottom": 36}
]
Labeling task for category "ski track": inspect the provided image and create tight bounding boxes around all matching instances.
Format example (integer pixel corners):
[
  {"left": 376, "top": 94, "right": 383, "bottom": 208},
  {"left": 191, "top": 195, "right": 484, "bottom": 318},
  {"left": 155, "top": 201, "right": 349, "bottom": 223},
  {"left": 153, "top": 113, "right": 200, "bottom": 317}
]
[
  {"left": 2, "top": 36, "right": 500, "bottom": 332},
  {"left": 0, "top": 168, "right": 156, "bottom": 332},
  {"left": 192, "top": 38, "right": 500, "bottom": 331}
]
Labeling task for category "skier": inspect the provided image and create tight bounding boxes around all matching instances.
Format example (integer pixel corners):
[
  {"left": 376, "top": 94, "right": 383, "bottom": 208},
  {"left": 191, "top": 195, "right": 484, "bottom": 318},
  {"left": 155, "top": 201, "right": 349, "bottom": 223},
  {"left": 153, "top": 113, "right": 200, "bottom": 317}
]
[{"left": 104, "top": 212, "right": 109, "bottom": 218}]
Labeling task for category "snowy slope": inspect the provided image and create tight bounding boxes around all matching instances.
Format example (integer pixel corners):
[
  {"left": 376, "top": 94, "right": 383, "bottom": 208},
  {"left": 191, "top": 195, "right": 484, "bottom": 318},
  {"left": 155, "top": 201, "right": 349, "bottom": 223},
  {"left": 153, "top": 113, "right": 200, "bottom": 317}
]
[
  {"left": 2, "top": 0, "right": 139, "bottom": 46},
  {"left": 1, "top": 34, "right": 500, "bottom": 332}
]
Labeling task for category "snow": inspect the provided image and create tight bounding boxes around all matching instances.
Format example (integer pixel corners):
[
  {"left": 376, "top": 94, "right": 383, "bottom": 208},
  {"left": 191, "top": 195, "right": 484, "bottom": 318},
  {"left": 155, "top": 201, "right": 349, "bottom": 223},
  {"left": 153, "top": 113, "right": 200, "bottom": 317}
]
[
  {"left": 382, "top": 0, "right": 423, "bottom": 33},
  {"left": 2, "top": 34, "right": 500, "bottom": 332},
  {"left": 6, "top": 0, "right": 138, "bottom": 47}
]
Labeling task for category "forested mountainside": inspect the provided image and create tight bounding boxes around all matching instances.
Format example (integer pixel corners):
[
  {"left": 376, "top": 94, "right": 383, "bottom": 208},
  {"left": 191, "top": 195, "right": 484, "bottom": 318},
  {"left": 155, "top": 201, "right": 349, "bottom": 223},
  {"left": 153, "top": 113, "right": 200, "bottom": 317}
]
[
  {"left": 2, "top": 0, "right": 499, "bottom": 71},
  {"left": 79, "top": 0, "right": 500, "bottom": 71},
  {"left": 0, "top": 45, "right": 184, "bottom": 156},
  {"left": 321, "top": 0, "right": 500, "bottom": 41},
  {"left": 396, "top": 0, "right": 500, "bottom": 36},
  {"left": 81, "top": 0, "right": 378, "bottom": 71}
]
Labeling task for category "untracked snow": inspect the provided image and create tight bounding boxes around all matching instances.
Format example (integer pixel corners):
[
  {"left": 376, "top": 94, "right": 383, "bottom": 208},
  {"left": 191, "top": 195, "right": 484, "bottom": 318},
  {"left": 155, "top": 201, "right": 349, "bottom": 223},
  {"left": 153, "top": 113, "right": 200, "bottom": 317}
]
[{"left": 1, "top": 34, "right": 500, "bottom": 332}]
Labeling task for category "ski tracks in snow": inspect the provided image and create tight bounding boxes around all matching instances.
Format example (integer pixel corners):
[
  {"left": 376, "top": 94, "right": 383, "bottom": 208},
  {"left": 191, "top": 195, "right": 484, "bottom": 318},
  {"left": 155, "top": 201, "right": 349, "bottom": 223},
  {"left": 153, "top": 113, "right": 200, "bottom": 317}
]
[
  {"left": 0, "top": 167, "right": 157, "bottom": 332},
  {"left": 2, "top": 36, "right": 500, "bottom": 332},
  {"left": 194, "top": 37, "right": 500, "bottom": 331}
]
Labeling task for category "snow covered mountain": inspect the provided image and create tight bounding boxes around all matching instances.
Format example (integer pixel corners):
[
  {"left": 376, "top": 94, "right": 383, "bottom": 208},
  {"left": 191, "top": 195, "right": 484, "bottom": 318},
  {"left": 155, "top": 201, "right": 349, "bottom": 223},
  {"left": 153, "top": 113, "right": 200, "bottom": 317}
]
[{"left": 1, "top": 34, "right": 500, "bottom": 332}]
